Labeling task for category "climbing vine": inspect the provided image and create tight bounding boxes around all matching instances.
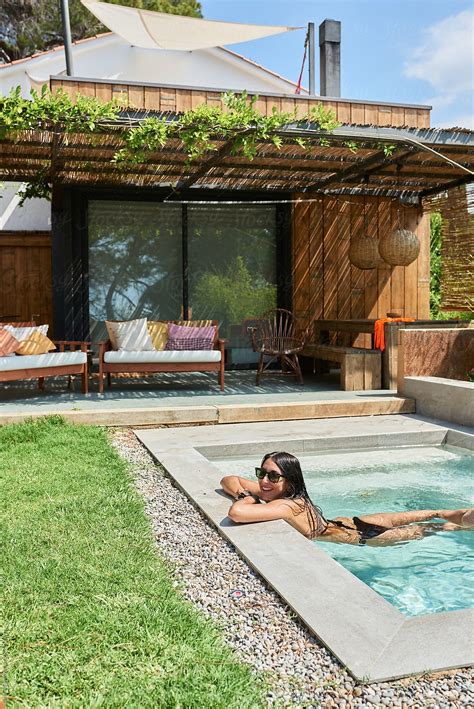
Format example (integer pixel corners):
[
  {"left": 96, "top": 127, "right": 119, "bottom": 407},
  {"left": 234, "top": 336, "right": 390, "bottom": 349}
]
[
  {"left": 0, "top": 86, "right": 396, "bottom": 203},
  {"left": 0, "top": 85, "right": 120, "bottom": 135}
]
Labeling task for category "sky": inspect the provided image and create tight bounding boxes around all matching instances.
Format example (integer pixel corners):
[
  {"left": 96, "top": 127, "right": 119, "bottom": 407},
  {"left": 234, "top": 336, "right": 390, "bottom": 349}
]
[{"left": 201, "top": 0, "right": 474, "bottom": 129}]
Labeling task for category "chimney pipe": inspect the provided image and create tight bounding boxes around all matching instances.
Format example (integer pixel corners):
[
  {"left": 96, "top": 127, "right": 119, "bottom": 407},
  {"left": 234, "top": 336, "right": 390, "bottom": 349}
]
[{"left": 319, "top": 19, "right": 341, "bottom": 97}]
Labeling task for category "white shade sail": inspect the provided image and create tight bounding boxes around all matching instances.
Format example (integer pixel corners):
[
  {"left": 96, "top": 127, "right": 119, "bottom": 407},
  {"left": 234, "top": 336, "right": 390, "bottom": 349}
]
[{"left": 81, "top": 0, "right": 301, "bottom": 51}]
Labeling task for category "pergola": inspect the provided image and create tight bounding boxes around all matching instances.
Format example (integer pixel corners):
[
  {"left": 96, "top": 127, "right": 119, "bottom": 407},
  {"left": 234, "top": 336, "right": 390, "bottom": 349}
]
[{"left": 1, "top": 117, "right": 473, "bottom": 201}]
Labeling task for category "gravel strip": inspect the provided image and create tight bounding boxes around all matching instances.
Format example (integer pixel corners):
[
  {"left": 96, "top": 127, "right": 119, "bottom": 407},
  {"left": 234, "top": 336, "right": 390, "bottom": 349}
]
[{"left": 112, "top": 428, "right": 474, "bottom": 708}]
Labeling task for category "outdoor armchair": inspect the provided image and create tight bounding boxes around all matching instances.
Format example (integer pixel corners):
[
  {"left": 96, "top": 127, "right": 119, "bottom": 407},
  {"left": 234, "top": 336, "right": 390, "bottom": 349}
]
[{"left": 248, "top": 308, "right": 309, "bottom": 385}]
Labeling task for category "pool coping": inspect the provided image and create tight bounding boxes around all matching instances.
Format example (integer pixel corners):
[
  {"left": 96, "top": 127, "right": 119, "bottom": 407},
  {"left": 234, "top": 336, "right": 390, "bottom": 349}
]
[{"left": 135, "top": 416, "right": 474, "bottom": 682}]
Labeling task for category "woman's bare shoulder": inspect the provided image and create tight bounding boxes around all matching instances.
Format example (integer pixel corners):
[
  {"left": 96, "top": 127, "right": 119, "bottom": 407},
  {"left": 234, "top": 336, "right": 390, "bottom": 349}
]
[
  {"left": 264, "top": 497, "right": 299, "bottom": 514},
  {"left": 270, "top": 497, "right": 307, "bottom": 516}
]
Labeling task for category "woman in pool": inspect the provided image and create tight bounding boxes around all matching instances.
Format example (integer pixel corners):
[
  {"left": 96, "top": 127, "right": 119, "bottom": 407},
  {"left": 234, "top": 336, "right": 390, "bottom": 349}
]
[{"left": 220, "top": 451, "right": 474, "bottom": 545}]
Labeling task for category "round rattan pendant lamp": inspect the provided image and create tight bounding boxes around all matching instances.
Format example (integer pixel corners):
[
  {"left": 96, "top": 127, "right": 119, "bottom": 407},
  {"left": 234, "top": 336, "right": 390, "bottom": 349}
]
[
  {"left": 348, "top": 197, "right": 386, "bottom": 269},
  {"left": 378, "top": 227, "right": 420, "bottom": 266},
  {"left": 348, "top": 236, "right": 383, "bottom": 269},
  {"left": 378, "top": 174, "right": 420, "bottom": 266}
]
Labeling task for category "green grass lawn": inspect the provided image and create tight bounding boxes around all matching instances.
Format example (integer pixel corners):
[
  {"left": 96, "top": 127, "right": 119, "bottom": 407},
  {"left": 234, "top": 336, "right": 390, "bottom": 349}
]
[{"left": 2, "top": 416, "right": 265, "bottom": 708}]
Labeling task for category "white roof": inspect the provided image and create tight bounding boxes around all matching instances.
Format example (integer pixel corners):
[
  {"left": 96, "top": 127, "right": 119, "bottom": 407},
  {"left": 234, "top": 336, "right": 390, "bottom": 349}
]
[
  {"left": 81, "top": 0, "right": 301, "bottom": 51},
  {"left": 0, "top": 34, "right": 305, "bottom": 97}
]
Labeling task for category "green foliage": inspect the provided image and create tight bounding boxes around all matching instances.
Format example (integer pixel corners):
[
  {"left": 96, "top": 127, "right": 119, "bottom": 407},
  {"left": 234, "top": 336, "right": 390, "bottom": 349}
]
[
  {"left": 17, "top": 169, "right": 52, "bottom": 206},
  {"left": 343, "top": 140, "right": 359, "bottom": 153},
  {"left": 377, "top": 142, "right": 396, "bottom": 157},
  {"left": 0, "top": 85, "right": 119, "bottom": 137},
  {"left": 0, "top": 0, "right": 202, "bottom": 62},
  {"left": 0, "top": 87, "right": 341, "bottom": 199},
  {"left": 430, "top": 212, "right": 443, "bottom": 318},
  {"left": 1, "top": 416, "right": 265, "bottom": 706},
  {"left": 308, "top": 103, "right": 341, "bottom": 132},
  {"left": 0, "top": 86, "right": 121, "bottom": 201},
  {"left": 193, "top": 256, "right": 276, "bottom": 327},
  {"left": 116, "top": 91, "right": 298, "bottom": 165},
  {"left": 114, "top": 116, "right": 169, "bottom": 164}
]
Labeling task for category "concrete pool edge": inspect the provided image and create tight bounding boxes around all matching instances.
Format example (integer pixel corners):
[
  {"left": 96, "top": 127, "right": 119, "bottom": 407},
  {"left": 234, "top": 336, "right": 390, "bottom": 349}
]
[{"left": 135, "top": 417, "right": 474, "bottom": 682}]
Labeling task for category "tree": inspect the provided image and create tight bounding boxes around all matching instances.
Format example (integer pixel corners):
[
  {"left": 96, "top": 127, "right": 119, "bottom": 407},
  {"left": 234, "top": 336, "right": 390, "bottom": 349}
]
[
  {"left": 0, "top": 0, "right": 202, "bottom": 62},
  {"left": 192, "top": 256, "right": 277, "bottom": 335}
]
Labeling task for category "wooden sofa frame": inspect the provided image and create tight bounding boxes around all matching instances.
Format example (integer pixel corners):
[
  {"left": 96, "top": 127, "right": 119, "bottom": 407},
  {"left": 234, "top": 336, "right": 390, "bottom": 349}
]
[
  {"left": 0, "top": 323, "right": 89, "bottom": 394},
  {"left": 97, "top": 320, "right": 226, "bottom": 393}
]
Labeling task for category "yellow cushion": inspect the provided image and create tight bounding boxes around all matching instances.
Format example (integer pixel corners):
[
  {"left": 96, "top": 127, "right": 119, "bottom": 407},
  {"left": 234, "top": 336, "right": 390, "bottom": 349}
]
[
  {"left": 147, "top": 321, "right": 168, "bottom": 351},
  {"left": 16, "top": 330, "right": 56, "bottom": 356}
]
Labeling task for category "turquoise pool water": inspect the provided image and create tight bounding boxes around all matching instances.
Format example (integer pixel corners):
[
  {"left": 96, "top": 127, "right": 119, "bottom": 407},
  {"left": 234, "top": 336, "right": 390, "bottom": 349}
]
[{"left": 214, "top": 445, "right": 474, "bottom": 617}]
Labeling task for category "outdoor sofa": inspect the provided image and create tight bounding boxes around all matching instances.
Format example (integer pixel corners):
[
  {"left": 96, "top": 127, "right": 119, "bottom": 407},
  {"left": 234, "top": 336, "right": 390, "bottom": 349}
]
[
  {"left": 97, "top": 318, "right": 225, "bottom": 393},
  {"left": 0, "top": 323, "right": 89, "bottom": 393}
]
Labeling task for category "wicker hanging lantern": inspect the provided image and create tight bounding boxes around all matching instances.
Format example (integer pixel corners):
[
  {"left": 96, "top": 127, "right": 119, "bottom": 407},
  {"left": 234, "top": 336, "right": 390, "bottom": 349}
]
[
  {"left": 378, "top": 228, "right": 420, "bottom": 266},
  {"left": 348, "top": 197, "right": 387, "bottom": 269},
  {"left": 348, "top": 235, "right": 385, "bottom": 269}
]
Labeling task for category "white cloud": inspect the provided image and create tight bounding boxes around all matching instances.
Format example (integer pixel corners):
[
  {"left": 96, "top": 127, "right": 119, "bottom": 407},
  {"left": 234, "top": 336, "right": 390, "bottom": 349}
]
[
  {"left": 436, "top": 113, "right": 474, "bottom": 129},
  {"left": 404, "top": 9, "right": 474, "bottom": 110}
]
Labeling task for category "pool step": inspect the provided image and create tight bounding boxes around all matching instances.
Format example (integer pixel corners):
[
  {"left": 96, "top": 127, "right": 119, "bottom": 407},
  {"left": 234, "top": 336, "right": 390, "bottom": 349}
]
[
  {"left": 216, "top": 396, "right": 414, "bottom": 424},
  {"left": 0, "top": 395, "right": 414, "bottom": 427}
]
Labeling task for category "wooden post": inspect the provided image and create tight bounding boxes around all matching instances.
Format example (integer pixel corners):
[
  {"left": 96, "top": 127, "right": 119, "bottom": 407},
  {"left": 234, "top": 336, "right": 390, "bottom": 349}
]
[{"left": 383, "top": 322, "right": 406, "bottom": 389}]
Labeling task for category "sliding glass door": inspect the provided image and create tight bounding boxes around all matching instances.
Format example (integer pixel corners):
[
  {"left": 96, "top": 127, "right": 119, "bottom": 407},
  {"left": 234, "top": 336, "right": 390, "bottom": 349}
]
[
  {"left": 88, "top": 201, "right": 182, "bottom": 341},
  {"left": 88, "top": 199, "right": 280, "bottom": 363},
  {"left": 187, "top": 204, "right": 277, "bottom": 364}
]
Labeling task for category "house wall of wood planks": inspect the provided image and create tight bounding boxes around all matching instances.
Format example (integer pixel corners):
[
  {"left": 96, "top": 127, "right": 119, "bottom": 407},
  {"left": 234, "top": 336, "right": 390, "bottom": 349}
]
[
  {"left": 50, "top": 78, "right": 431, "bottom": 128},
  {"left": 0, "top": 232, "right": 53, "bottom": 327},
  {"left": 292, "top": 195, "right": 430, "bottom": 344}
]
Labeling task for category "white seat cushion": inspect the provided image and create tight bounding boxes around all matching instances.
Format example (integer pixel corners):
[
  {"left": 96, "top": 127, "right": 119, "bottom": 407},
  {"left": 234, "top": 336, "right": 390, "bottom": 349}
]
[
  {"left": 0, "top": 351, "right": 87, "bottom": 372},
  {"left": 104, "top": 350, "right": 221, "bottom": 364}
]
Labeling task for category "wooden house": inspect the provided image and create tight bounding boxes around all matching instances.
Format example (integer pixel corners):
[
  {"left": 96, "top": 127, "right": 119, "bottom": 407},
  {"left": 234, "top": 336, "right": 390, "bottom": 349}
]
[{"left": 0, "top": 24, "right": 473, "bottom": 367}]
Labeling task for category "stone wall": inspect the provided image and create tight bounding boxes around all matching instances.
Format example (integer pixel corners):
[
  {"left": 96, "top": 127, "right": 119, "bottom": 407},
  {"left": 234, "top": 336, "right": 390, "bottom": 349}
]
[{"left": 397, "top": 328, "right": 474, "bottom": 393}]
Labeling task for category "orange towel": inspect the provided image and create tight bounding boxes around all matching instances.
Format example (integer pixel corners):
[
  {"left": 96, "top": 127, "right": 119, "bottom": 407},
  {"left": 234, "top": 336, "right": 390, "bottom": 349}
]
[{"left": 374, "top": 318, "right": 414, "bottom": 352}]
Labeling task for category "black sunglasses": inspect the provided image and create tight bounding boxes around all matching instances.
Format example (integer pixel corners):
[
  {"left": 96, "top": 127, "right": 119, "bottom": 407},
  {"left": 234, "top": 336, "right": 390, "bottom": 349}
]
[{"left": 255, "top": 467, "right": 285, "bottom": 484}]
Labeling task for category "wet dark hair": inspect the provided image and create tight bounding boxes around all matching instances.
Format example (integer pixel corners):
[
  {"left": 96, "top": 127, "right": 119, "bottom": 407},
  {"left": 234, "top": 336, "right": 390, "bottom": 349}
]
[{"left": 261, "top": 451, "right": 327, "bottom": 537}]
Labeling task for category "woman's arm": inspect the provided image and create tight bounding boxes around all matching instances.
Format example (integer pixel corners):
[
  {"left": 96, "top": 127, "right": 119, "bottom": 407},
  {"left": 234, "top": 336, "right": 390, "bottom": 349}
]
[
  {"left": 220, "top": 475, "right": 260, "bottom": 500},
  {"left": 228, "top": 498, "right": 295, "bottom": 524}
]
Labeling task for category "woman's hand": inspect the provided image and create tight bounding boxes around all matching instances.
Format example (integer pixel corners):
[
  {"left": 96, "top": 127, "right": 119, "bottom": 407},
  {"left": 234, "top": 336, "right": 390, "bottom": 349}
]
[{"left": 220, "top": 475, "right": 260, "bottom": 500}]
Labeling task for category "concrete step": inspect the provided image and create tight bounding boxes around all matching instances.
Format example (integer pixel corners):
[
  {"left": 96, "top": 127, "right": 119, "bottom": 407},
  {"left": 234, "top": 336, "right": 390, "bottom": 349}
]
[{"left": 0, "top": 396, "right": 414, "bottom": 427}]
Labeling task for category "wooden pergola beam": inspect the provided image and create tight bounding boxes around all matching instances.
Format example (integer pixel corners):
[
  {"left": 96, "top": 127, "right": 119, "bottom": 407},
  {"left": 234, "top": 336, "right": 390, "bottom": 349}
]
[{"left": 301, "top": 147, "right": 416, "bottom": 192}]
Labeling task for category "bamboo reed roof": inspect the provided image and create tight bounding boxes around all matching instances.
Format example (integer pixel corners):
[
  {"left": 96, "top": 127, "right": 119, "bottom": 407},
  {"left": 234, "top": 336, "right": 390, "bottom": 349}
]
[{"left": 0, "top": 113, "right": 473, "bottom": 201}]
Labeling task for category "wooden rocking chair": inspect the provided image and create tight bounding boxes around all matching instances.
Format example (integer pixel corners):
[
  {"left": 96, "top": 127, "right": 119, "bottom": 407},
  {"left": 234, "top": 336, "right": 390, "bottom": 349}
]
[{"left": 248, "top": 308, "right": 309, "bottom": 385}]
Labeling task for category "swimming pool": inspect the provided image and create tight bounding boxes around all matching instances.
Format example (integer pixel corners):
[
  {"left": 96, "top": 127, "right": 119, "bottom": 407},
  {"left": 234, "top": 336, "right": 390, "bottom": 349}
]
[
  {"left": 215, "top": 445, "right": 474, "bottom": 617},
  {"left": 136, "top": 417, "right": 474, "bottom": 680}
]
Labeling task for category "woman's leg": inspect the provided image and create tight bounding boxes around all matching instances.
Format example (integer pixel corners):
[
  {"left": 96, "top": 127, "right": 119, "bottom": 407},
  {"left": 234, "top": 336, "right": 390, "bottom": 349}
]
[
  {"left": 358, "top": 508, "right": 473, "bottom": 529},
  {"left": 439, "top": 509, "right": 474, "bottom": 527}
]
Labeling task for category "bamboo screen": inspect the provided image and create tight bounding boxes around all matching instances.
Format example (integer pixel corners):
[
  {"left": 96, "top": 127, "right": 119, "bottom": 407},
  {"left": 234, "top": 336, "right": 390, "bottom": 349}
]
[{"left": 426, "top": 185, "right": 474, "bottom": 312}]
